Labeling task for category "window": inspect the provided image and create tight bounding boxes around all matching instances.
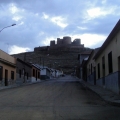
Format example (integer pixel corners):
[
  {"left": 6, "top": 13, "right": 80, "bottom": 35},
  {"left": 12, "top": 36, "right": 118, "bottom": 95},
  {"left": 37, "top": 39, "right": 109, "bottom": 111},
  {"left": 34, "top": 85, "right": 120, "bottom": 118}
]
[
  {"left": 102, "top": 56, "right": 105, "bottom": 69},
  {"left": 108, "top": 52, "right": 113, "bottom": 73},
  {"left": 102, "top": 56, "right": 105, "bottom": 77},
  {"left": 38, "top": 72, "right": 40, "bottom": 78},
  {"left": 11, "top": 71, "right": 14, "bottom": 80},
  {"left": 98, "top": 63, "right": 100, "bottom": 79},
  {"left": 36, "top": 70, "right": 37, "bottom": 77},
  {"left": 19, "top": 70, "right": 21, "bottom": 78},
  {"left": 0, "top": 66, "right": 3, "bottom": 81},
  {"left": 36, "top": 70, "right": 37, "bottom": 80}
]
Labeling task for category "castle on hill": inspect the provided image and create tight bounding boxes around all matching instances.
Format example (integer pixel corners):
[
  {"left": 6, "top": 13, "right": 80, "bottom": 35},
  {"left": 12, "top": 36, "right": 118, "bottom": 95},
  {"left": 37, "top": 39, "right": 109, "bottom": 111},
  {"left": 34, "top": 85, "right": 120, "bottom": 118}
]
[{"left": 34, "top": 36, "right": 86, "bottom": 52}]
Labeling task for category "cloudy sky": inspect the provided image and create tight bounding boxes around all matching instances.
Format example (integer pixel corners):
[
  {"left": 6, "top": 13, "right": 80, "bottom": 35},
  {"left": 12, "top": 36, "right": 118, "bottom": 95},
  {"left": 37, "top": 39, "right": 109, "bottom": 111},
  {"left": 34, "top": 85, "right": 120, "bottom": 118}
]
[{"left": 0, "top": 0, "right": 120, "bottom": 54}]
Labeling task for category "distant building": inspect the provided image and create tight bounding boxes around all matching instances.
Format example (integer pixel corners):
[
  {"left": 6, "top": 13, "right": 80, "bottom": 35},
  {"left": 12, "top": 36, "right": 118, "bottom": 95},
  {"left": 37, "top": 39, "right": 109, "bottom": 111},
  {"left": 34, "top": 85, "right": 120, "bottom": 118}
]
[
  {"left": 12, "top": 36, "right": 92, "bottom": 74},
  {"left": 86, "top": 48, "right": 100, "bottom": 85},
  {"left": 34, "top": 36, "right": 84, "bottom": 52},
  {"left": 34, "top": 64, "right": 51, "bottom": 80},
  {"left": 77, "top": 50, "right": 92, "bottom": 78}
]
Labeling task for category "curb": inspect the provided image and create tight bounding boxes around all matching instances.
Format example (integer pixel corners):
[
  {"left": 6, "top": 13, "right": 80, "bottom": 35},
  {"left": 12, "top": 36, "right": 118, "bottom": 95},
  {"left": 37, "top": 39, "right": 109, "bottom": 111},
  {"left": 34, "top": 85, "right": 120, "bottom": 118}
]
[
  {"left": 0, "top": 81, "right": 42, "bottom": 91},
  {"left": 79, "top": 80, "right": 120, "bottom": 107}
]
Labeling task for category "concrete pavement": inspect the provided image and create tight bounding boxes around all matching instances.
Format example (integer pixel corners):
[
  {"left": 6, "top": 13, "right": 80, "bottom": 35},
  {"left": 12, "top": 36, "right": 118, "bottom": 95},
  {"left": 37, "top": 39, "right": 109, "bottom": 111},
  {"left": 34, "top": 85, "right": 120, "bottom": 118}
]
[
  {"left": 78, "top": 78, "right": 120, "bottom": 107},
  {"left": 1, "top": 76, "right": 120, "bottom": 120},
  {"left": 1, "top": 76, "right": 120, "bottom": 107}
]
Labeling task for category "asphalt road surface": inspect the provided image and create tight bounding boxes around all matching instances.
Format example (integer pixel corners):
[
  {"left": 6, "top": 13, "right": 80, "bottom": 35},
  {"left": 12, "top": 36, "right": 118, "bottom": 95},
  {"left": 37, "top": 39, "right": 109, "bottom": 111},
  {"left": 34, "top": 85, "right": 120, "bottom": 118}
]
[{"left": 0, "top": 75, "right": 120, "bottom": 120}]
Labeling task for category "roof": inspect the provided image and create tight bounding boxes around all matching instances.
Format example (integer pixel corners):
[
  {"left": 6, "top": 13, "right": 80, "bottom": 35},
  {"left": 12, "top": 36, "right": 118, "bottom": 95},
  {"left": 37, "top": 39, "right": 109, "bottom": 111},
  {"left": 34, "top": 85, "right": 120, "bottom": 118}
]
[
  {"left": 17, "top": 58, "right": 32, "bottom": 68},
  {"left": 87, "top": 47, "right": 100, "bottom": 62},
  {"left": 80, "top": 48, "right": 100, "bottom": 67},
  {"left": 34, "top": 64, "right": 51, "bottom": 71},
  {"left": 78, "top": 50, "right": 92, "bottom": 60},
  {"left": 0, "top": 58, "right": 16, "bottom": 68},
  {"left": 94, "top": 19, "right": 120, "bottom": 59},
  {"left": 32, "top": 64, "right": 40, "bottom": 70}
]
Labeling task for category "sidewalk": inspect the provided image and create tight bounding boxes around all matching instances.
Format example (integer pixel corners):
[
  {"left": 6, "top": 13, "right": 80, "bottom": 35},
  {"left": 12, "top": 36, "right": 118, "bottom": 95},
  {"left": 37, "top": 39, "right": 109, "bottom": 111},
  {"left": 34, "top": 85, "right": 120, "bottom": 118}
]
[
  {"left": 0, "top": 80, "right": 42, "bottom": 91},
  {"left": 0, "top": 78, "right": 58, "bottom": 91},
  {"left": 79, "top": 79, "right": 120, "bottom": 106}
]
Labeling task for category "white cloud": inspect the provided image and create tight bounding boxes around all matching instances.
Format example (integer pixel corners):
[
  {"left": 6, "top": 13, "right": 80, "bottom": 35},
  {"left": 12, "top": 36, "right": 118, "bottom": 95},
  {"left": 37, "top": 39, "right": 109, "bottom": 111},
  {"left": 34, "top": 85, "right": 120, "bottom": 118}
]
[
  {"left": 87, "top": 7, "right": 113, "bottom": 19},
  {"left": 9, "top": 45, "right": 31, "bottom": 54},
  {"left": 86, "top": 6, "right": 117, "bottom": 19},
  {"left": 102, "top": 0, "right": 107, "bottom": 4},
  {"left": 77, "top": 26, "right": 88, "bottom": 30},
  {"left": 72, "top": 34, "right": 106, "bottom": 48},
  {"left": 42, "top": 13, "right": 68, "bottom": 28},
  {"left": 12, "top": 16, "right": 23, "bottom": 21},
  {"left": 42, "top": 12, "right": 49, "bottom": 19},
  {"left": 19, "top": 21, "right": 24, "bottom": 25},
  {"left": 0, "top": 0, "right": 120, "bottom": 54},
  {"left": 51, "top": 16, "right": 68, "bottom": 28},
  {"left": 42, "top": 37, "right": 55, "bottom": 46},
  {"left": 9, "top": 3, "right": 19, "bottom": 14},
  {"left": 39, "top": 31, "right": 44, "bottom": 36}
]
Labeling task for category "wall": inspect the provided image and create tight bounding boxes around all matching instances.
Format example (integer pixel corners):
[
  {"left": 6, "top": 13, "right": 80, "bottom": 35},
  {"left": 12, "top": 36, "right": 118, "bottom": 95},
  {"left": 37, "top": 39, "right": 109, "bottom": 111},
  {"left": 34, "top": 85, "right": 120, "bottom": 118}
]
[
  {"left": 0, "top": 50, "right": 16, "bottom": 86},
  {"left": 40, "top": 69, "right": 46, "bottom": 75},
  {"left": 63, "top": 36, "right": 71, "bottom": 44},
  {"left": 95, "top": 30, "right": 120, "bottom": 94},
  {"left": 95, "top": 31, "right": 120, "bottom": 79},
  {"left": 87, "top": 72, "right": 95, "bottom": 85},
  {"left": 46, "top": 69, "right": 50, "bottom": 79},
  {"left": 16, "top": 73, "right": 31, "bottom": 84},
  {"left": 0, "top": 49, "right": 16, "bottom": 64},
  {"left": 105, "top": 71, "right": 120, "bottom": 94},
  {"left": 0, "top": 63, "right": 16, "bottom": 85},
  {"left": 31, "top": 76, "right": 40, "bottom": 82},
  {"left": 31, "top": 66, "right": 40, "bottom": 81},
  {"left": 16, "top": 59, "right": 32, "bottom": 84},
  {"left": 86, "top": 50, "right": 99, "bottom": 85}
]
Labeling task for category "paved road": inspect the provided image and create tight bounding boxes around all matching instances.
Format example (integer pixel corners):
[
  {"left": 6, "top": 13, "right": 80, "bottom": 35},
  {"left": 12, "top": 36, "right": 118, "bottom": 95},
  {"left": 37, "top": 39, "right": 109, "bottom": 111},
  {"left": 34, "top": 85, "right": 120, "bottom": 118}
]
[{"left": 0, "top": 75, "right": 120, "bottom": 120}]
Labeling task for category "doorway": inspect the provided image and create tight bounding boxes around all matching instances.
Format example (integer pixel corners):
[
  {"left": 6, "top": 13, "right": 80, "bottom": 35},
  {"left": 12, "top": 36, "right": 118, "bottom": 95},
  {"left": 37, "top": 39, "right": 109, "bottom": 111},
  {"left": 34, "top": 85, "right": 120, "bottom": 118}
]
[
  {"left": 118, "top": 56, "right": 120, "bottom": 93},
  {"left": 102, "top": 56, "right": 105, "bottom": 86},
  {"left": 118, "top": 56, "right": 120, "bottom": 71},
  {"left": 0, "top": 66, "right": 3, "bottom": 81},
  {"left": 5, "top": 69, "right": 8, "bottom": 86},
  {"left": 94, "top": 67, "right": 96, "bottom": 85},
  {"left": 36, "top": 70, "right": 37, "bottom": 81}
]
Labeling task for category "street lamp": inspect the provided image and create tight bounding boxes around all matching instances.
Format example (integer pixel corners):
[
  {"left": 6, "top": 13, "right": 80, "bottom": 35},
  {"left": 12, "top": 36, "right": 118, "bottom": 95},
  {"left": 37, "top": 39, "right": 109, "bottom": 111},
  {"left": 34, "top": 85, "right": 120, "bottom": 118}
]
[{"left": 0, "top": 24, "right": 16, "bottom": 33}]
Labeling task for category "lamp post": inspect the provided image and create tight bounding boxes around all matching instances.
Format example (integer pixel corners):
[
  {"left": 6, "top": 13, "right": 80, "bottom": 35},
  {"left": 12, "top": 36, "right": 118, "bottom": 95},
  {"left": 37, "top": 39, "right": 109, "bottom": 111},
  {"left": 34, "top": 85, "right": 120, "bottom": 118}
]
[
  {"left": 0, "top": 24, "right": 16, "bottom": 33},
  {"left": 0, "top": 24, "right": 16, "bottom": 84}
]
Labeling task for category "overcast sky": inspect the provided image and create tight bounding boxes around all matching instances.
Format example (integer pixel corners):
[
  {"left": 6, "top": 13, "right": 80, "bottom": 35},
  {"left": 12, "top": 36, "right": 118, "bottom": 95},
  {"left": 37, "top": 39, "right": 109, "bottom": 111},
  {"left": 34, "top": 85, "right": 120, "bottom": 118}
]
[{"left": 0, "top": 0, "right": 120, "bottom": 54}]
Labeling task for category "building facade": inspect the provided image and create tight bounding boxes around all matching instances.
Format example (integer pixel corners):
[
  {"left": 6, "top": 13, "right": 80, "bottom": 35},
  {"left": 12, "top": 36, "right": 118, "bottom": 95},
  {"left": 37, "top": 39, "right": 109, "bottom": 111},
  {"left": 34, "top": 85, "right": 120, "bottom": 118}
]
[
  {"left": 0, "top": 49, "right": 16, "bottom": 86},
  {"left": 77, "top": 50, "right": 92, "bottom": 78},
  {"left": 16, "top": 58, "right": 32, "bottom": 84},
  {"left": 86, "top": 48, "right": 99, "bottom": 85},
  {"left": 31, "top": 64, "right": 40, "bottom": 82},
  {"left": 94, "top": 20, "right": 120, "bottom": 94}
]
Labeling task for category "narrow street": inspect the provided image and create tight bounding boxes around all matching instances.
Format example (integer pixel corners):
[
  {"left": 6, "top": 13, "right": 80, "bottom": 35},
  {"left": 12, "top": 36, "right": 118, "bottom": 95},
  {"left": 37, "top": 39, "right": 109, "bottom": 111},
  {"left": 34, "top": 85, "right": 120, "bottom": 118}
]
[{"left": 0, "top": 75, "right": 120, "bottom": 120}]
